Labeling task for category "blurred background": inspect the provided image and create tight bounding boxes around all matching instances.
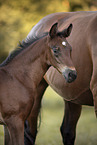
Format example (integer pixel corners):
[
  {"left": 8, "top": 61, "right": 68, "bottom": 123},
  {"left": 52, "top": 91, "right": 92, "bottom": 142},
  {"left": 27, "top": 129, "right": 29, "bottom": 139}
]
[
  {"left": 0, "top": 0, "right": 97, "bottom": 145},
  {"left": 0, "top": 0, "right": 97, "bottom": 61}
]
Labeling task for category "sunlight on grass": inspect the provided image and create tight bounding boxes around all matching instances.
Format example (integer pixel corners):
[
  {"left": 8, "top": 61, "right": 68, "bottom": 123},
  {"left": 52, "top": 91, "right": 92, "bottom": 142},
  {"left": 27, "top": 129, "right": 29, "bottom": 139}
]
[
  {"left": 36, "top": 86, "right": 64, "bottom": 145},
  {"left": 0, "top": 125, "right": 4, "bottom": 145},
  {"left": 75, "top": 106, "right": 97, "bottom": 145},
  {"left": 36, "top": 87, "right": 97, "bottom": 145},
  {"left": 0, "top": 87, "right": 97, "bottom": 145}
]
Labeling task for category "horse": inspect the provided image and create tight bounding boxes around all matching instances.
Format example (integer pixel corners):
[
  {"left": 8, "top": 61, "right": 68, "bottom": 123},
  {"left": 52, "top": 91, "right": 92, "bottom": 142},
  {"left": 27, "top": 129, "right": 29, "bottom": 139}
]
[
  {"left": 0, "top": 22, "right": 76, "bottom": 145},
  {"left": 24, "top": 11, "right": 97, "bottom": 145}
]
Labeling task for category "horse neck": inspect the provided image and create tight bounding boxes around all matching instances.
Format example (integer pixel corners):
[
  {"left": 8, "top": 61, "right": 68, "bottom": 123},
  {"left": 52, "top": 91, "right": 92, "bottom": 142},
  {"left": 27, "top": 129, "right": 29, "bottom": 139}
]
[{"left": 4, "top": 37, "right": 50, "bottom": 88}]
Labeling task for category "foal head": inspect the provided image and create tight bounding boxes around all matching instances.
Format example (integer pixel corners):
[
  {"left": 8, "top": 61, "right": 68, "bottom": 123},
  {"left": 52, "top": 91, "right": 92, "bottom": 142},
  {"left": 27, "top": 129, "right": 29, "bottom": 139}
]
[{"left": 47, "top": 23, "right": 77, "bottom": 83}]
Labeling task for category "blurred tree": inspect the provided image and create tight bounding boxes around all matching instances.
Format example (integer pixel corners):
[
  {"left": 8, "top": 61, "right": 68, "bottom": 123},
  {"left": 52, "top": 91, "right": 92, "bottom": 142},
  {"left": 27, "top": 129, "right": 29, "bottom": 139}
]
[
  {"left": 69, "top": 0, "right": 97, "bottom": 11},
  {"left": 0, "top": 0, "right": 97, "bottom": 63},
  {"left": 0, "top": 0, "right": 69, "bottom": 63}
]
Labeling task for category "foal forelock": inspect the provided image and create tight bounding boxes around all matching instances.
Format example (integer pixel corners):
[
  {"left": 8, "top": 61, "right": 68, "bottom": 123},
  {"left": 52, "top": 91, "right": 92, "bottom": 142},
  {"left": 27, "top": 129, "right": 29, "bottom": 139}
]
[{"left": 0, "top": 33, "right": 48, "bottom": 67}]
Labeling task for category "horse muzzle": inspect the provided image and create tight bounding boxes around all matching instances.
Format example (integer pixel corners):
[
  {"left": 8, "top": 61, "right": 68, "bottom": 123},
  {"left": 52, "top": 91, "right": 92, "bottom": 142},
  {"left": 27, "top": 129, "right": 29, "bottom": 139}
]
[{"left": 62, "top": 67, "right": 77, "bottom": 83}]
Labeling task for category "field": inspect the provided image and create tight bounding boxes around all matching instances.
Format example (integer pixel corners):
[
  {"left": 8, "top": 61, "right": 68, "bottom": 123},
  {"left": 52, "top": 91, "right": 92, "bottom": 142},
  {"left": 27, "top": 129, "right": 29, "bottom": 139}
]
[{"left": 0, "top": 87, "right": 97, "bottom": 145}]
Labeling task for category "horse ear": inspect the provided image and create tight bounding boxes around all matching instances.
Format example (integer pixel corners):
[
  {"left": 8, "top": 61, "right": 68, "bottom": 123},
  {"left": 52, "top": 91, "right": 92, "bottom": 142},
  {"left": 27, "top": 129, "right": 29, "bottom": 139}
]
[
  {"left": 64, "top": 23, "right": 73, "bottom": 37},
  {"left": 49, "top": 23, "right": 58, "bottom": 38},
  {"left": 59, "top": 24, "right": 73, "bottom": 38}
]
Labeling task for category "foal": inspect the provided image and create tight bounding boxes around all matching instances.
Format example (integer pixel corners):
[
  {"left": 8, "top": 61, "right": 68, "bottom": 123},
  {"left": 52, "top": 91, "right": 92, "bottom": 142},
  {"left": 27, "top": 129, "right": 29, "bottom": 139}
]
[{"left": 0, "top": 22, "right": 76, "bottom": 145}]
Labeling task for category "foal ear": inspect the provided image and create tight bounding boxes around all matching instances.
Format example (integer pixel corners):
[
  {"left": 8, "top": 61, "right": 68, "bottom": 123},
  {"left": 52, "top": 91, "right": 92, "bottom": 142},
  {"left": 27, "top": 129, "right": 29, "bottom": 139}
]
[
  {"left": 49, "top": 23, "right": 58, "bottom": 39},
  {"left": 64, "top": 23, "right": 73, "bottom": 37},
  {"left": 59, "top": 23, "right": 73, "bottom": 38}
]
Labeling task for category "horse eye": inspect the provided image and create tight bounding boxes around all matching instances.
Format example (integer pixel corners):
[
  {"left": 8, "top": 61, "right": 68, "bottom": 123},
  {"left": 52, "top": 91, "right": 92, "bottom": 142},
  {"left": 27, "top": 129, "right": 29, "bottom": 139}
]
[
  {"left": 53, "top": 48, "right": 57, "bottom": 53},
  {"left": 53, "top": 47, "right": 59, "bottom": 52},
  {"left": 53, "top": 47, "right": 60, "bottom": 57}
]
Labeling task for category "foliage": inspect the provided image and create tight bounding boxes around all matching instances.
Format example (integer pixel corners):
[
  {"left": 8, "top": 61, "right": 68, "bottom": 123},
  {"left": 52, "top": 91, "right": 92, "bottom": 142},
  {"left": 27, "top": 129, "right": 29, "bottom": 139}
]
[
  {"left": 69, "top": 0, "right": 97, "bottom": 11},
  {"left": 0, "top": 0, "right": 69, "bottom": 63},
  {"left": 0, "top": 0, "right": 97, "bottom": 63}
]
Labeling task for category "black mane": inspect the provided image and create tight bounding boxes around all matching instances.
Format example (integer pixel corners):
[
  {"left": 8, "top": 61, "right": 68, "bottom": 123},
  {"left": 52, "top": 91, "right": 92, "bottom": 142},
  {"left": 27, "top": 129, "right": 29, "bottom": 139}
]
[{"left": 0, "top": 33, "right": 48, "bottom": 67}]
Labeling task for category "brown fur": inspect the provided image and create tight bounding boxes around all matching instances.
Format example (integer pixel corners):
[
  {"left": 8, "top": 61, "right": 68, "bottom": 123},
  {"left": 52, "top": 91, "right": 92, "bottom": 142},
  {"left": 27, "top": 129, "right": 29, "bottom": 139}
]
[
  {"left": 24, "top": 11, "right": 97, "bottom": 145},
  {"left": 0, "top": 23, "right": 76, "bottom": 145},
  {"left": 26, "top": 11, "right": 96, "bottom": 106}
]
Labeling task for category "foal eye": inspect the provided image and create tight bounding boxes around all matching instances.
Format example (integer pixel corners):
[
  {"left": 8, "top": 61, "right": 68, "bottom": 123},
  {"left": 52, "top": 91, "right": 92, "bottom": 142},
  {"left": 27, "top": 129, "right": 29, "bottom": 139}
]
[
  {"left": 53, "top": 48, "right": 58, "bottom": 53},
  {"left": 53, "top": 47, "right": 60, "bottom": 57}
]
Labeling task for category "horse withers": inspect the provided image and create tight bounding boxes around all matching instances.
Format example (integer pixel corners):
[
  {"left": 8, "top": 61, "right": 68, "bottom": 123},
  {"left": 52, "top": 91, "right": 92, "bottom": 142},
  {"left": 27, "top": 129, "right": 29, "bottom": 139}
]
[
  {"left": 0, "top": 22, "right": 76, "bottom": 145},
  {"left": 24, "top": 11, "right": 97, "bottom": 145}
]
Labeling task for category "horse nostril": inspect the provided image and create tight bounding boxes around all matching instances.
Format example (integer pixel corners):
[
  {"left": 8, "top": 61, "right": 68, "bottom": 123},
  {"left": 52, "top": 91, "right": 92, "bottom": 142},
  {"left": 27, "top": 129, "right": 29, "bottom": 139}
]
[
  {"left": 68, "top": 71, "right": 77, "bottom": 80},
  {"left": 62, "top": 68, "right": 77, "bottom": 83}
]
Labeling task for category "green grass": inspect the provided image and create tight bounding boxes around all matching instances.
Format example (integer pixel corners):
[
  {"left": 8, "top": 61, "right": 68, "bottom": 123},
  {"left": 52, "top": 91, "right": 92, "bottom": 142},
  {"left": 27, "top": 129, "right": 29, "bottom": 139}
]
[
  {"left": 36, "top": 87, "right": 97, "bottom": 145},
  {"left": 0, "top": 87, "right": 97, "bottom": 145},
  {"left": 0, "top": 126, "right": 4, "bottom": 145}
]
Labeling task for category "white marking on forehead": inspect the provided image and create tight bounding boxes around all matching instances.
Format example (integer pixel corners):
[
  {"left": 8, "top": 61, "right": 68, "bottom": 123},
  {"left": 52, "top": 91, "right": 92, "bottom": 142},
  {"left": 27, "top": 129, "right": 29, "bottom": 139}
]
[{"left": 62, "top": 41, "right": 66, "bottom": 46}]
